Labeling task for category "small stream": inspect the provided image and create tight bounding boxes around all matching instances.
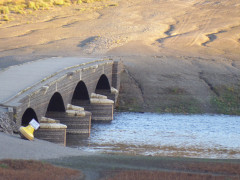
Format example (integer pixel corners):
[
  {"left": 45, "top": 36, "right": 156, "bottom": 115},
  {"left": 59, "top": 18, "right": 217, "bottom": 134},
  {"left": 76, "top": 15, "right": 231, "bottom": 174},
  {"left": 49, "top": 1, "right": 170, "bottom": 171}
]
[{"left": 68, "top": 112, "right": 240, "bottom": 159}]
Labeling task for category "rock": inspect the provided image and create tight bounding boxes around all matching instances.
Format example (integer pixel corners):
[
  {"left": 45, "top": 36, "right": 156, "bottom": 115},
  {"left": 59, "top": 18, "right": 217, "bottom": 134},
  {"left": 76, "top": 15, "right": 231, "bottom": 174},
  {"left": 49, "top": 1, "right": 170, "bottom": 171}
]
[{"left": 0, "top": 112, "right": 17, "bottom": 134}]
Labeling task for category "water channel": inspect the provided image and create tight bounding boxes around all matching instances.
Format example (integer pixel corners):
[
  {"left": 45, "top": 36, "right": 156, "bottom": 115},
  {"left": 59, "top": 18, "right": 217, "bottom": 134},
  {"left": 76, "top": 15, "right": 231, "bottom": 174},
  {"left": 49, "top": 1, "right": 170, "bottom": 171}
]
[{"left": 68, "top": 112, "right": 240, "bottom": 159}]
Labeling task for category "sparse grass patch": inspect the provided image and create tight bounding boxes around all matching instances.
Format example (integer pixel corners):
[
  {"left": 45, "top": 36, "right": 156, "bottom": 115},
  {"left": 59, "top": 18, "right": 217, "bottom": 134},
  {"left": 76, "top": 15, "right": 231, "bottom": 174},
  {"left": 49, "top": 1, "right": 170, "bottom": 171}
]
[
  {"left": 0, "top": 6, "right": 10, "bottom": 14},
  {"left": 107, "top": 2, "right": 118, "bottom": 6},
  {"left": 211, "top": 85, "right": 240, "bottom": 115},
  {"left": 2, "top": 14, "right": 9, "bottom": 21},
  {"left": 155, "top": 96, "right": 202, "bottom": 114},
  {"left": 117, "top": 97, "right": 143, "bottom": 112},
  {"left": 0, "top": 0, "right": 110, "bottom": 22},
  {"left": 82, "top": 0, "right": 94, "bottom": 3},
  {"left": 0, "top": 163, "right": 8, "bottom": 169},
  {"left": 155, "top": 87, "right": 202, "bottom": 114},
  {"left": 164, "top": 87, "right": 185, "bottom": 95}
]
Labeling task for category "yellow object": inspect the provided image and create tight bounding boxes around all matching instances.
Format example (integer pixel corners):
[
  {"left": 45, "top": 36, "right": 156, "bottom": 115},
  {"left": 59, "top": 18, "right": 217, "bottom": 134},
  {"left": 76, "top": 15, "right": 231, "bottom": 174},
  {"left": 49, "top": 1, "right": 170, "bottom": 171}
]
[
  {"left": 19, "top": 125, "right": 35, "bottom": 141},
  {"left": 19, "top": 119, "right": 39, "bottom": 141}
]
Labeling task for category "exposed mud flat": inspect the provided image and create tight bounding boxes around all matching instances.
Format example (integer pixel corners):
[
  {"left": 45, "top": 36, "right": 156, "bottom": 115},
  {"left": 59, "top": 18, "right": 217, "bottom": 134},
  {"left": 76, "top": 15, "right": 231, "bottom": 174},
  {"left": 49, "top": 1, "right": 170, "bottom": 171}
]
[{"left": 0, "top": 0, "right": 240, "bottom": 113}]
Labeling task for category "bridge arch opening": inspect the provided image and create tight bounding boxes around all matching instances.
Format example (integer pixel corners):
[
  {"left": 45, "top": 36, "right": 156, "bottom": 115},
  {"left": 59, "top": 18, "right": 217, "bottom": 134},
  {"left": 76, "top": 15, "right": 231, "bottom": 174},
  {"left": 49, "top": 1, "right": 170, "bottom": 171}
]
[
  {"left": 46, "top": 92, "right": 65, "bottom": 112},
  {"left": 71, "top": 81, "right": 90, "bottom": 106},
  {"left": 21, "top": 108, "right": 38, "bottom": 126},
  {"left": 72, "top": 81, "right": 90, "bottom": 101},
  {"left": 95, "top": 74, "right": 111, "bottom": 94}
]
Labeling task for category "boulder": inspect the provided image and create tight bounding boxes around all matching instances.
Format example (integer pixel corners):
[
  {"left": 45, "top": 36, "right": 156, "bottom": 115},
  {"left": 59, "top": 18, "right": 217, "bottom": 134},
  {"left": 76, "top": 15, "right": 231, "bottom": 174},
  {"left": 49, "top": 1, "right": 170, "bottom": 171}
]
[{"left": 0, "top": 112, "right": 17, "bottom": 134}]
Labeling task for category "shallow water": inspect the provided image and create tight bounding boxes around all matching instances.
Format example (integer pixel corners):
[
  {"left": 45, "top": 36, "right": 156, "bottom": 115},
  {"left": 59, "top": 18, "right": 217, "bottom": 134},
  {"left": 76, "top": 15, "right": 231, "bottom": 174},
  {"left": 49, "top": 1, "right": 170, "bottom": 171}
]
[{"left": 69, "top": 112, "right": 240, "bottom": 159}]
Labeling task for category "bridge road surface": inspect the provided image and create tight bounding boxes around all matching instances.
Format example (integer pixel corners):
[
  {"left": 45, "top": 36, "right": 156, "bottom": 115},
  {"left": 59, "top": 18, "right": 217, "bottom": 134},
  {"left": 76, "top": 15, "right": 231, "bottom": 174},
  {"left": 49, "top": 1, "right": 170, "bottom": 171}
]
[{"left": 0, "top": 57, "right": 111, "bottom": 107}]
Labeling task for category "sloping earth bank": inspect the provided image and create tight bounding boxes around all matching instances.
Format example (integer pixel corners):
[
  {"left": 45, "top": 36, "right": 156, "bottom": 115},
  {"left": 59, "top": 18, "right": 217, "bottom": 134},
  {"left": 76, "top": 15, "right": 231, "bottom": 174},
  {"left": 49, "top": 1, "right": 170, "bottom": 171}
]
[{"left": 118, "top": 56, "right": 240, "bottom": 114}]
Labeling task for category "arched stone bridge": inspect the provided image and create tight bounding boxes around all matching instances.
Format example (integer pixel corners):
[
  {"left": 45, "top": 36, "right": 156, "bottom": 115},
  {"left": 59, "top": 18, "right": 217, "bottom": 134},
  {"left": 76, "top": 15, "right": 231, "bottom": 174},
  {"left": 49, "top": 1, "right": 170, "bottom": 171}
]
[{"left": 0, "top": 57, "right": 122, "bottom": 145}]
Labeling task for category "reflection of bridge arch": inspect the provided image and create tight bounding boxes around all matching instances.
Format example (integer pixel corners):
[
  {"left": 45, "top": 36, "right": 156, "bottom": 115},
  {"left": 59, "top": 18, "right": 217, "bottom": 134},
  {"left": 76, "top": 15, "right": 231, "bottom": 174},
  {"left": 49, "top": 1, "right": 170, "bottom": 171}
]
[{"left": 21, "top": 108, "right": 38, "bottom": 126}]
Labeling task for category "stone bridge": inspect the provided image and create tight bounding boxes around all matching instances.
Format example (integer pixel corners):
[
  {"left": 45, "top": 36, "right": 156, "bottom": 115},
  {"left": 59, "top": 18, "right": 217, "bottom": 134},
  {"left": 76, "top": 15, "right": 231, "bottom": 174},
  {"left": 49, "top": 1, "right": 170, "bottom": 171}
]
[{"left": 0, "top": 57, "right": 122, "bottom": 145}]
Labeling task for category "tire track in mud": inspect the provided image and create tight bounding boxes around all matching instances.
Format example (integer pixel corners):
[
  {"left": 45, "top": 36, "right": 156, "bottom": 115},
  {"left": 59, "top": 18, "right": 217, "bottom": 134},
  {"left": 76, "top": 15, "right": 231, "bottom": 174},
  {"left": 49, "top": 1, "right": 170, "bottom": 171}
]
[
  {"left": 188, "top": 8, "right": 218, "bottom": 47},
  {"left": 164, "top": 24, "right": 175, "bottom": 36},
  {"left": 201, "top": 30, "right": 227, "bottom": 46},
  {"left": 62, "top": 21, "right": 79, "bottom": 28},
  {"left": 156, "top": 24, "right": 176, "bottom": 44},
  {"left": 155, "top": 1, "right": 198, "bottom": 46},
  {"left": 156, "top": 31, "right": 190, "bottom": 45},
  {"left": 0, "top": 29, "right": 41, "bottom": 40},
  {"left": 186, "top": 0, "right": 222, "bottom": 47},
  {"left": 159, "top": 12, "right": 196, "bottom": 45},
  {"left": 0, "top": 37, "right": 72, "bottom": 53},
  {"left": 0, "top": 15, "right": 62, "bottom": 30},
  {"left": 0, "top": 14, "right": 86, "bottom": 39},
  {"left": 201, "top": 24, "right": 240, "bottom": 47},
  {"left": 167, "top": 14, "right": 191, "bottom": 43},
  {"left": 165, "top": 0, "right": 200, "bottom": 44}
]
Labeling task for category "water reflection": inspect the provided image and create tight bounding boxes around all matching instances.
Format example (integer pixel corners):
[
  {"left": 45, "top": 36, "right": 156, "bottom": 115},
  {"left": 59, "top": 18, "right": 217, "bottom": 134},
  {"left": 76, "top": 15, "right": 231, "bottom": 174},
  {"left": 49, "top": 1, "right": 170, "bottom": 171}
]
[{"left": 67, "top": 112, "right": 240, "bottom": 158}]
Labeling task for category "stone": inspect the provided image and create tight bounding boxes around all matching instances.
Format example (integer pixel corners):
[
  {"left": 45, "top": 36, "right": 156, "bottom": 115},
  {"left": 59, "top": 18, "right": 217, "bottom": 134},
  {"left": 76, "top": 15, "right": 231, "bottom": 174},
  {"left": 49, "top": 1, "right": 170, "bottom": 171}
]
[{"left": 0, "top": 112, "right": 17, "bottom": 134}]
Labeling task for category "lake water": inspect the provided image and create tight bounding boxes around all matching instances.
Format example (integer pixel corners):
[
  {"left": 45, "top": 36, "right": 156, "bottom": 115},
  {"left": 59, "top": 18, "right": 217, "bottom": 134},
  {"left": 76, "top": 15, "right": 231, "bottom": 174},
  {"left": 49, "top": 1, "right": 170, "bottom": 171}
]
[{"left": 69, "top": 112, "right": 240, "bottom": 159}]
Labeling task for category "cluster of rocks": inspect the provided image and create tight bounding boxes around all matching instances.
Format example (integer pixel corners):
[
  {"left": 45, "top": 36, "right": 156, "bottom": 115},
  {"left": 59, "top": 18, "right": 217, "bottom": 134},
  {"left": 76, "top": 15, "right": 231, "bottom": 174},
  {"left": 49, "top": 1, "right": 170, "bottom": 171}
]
[{"left": 0, "top": 112, "right": 17, "bottom": 134}]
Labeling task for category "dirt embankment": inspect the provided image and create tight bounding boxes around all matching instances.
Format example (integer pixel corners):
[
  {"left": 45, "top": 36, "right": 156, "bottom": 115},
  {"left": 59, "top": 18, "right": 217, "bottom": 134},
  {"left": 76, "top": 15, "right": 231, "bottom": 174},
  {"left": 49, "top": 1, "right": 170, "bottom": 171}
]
[
  {"left": 0, "top": 159, "right": 83, "bottom": 180},
  {"left": 0, "top": 0, "right": 240, "bottom": 114},
  {"left": 49, "top": 155, "right": 240, "bottom": 180},
  {"left": 117, "top": 56, "right": 240, "bottom": 114}
]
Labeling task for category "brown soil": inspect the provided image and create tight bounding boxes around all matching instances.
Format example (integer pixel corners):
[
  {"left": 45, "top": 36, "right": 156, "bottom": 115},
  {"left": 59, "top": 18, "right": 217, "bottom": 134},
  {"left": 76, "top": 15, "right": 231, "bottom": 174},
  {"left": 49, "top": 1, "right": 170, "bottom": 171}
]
[
  {"left": 48, "top": 154, "right": 240, "bottom": 180},
  {"left": 101, "top": 160, "right": 240, "bottom": 180},
  {"left": 102, "top": 170, "right": 240, "bottom": 180},
  {"left": 0, "top": 159, "right": 83, "bottom": 180}
]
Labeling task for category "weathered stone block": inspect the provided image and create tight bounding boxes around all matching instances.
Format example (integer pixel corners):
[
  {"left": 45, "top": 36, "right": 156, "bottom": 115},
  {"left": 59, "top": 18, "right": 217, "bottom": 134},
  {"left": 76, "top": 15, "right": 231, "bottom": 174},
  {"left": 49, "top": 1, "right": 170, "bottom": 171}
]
[
  {"left": 46, "top": 111, "right": 91, "bottom": 135},
  {"left": 35, "top": 122, "right": 67, "bottom": 146}
]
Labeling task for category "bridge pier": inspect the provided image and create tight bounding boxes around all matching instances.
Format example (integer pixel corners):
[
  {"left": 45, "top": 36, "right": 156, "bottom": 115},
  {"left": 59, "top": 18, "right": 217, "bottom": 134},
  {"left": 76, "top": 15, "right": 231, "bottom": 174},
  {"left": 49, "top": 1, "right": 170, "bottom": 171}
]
[
  {"left": 72, "top": 93, "right": 114, "bottom": 122},
  {"left": 35, "top": 117, "right": 67, "bottom": 146},
  {"left": 45, "top": 105, "right": 91, "bottom": 135},
  {"left": 0, "top": 58, "right": 122, "bottom": 146},
  {"left": 95, "top": 87, "right": 119, "bottom": 105}
]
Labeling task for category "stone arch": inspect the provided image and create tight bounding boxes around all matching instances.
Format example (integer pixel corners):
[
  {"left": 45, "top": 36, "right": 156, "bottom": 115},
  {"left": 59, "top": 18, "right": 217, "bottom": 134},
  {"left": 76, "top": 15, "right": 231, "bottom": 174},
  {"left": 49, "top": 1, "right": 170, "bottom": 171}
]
[
  {"left": 95, "top": 74, "right": 111, "bottom": 95},
  {"left": 72, "top": 81, "right": 90, "bottom": 101},
  {"left": 46, "top": 92, "right": 65, "bottom": 113},
  {"left": 71, "top": 81, "right": 90, "bottom": 107},
  {"left": 21, "top": 108, "right": 38, "bottom": 126}
]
